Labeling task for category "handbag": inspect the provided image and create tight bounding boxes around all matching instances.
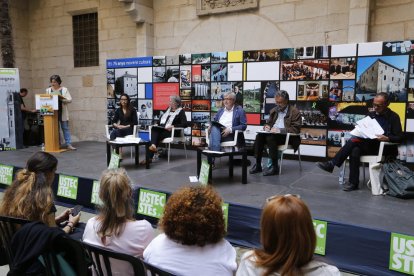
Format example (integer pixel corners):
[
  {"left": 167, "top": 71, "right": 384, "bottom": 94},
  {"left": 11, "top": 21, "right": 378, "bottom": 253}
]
[{"left": 383, "top": 160, "right": 414, "bottom": 199}]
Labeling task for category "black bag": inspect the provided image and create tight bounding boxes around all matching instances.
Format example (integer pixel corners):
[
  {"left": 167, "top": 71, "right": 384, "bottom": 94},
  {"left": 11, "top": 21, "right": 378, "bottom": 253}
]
[{"left": 383, "top": 160, "right": 414, "bottom": 199}]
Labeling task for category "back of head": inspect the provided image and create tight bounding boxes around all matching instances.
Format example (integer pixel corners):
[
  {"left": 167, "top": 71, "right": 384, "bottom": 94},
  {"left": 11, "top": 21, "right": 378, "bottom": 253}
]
[
  {"left": 98, "top": 168, "right": 134, "bottom": 237},
  {"left": 160, "top": 186, "right": 225, "bottom": 246},
  {"left": 0, "top": 151, "right": 57, "bottom": 225},
  {"left": 255, "top": 195, "right": 316, "bottom": 276}
]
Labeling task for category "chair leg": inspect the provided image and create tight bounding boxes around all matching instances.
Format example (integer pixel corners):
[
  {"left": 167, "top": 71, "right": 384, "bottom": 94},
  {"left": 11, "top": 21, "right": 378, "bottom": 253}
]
[
  {"left": 184, "top": 143, "right": 187, "bottom": 159},
  {"left": 362, "top": 163, "right": 366, "bottom": 185},
  {"left": 339, "top": 160, "right": 347, "bottom": 186},
  {"left": 279, "top": 151, "right": 283, "bottom": 175},
  {"left": 297, "top": 148, "right": 302, "bottom": 170},
  {"left": 167, "top": 143, "right": 171, "bottom": 163}
]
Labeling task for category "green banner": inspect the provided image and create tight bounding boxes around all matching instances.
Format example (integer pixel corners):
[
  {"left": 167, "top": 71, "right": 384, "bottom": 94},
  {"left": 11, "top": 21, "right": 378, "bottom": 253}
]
[
  {"left": 57, "top": 175, "right": 79, "bottom": 200},
  {"left": 313, "top": 219, "right": 327, "bottom": 255},
  {"left": 91, "top": 180, "right": 103, "bottom": 205},
  {"left": 0, "top": 164, "right": 13, "bottom": 185},
  {"left": 390, "top": 232, "right": 414, "bottom": 275},
  {"left": 137, "top": 189, "right": 166, "bottom": 218},
  {"left": 108, "top": 152, "right": 120, "bottom": 169},
  {"left": 199, "top": 160, "right": 210, "bottom": 186},
  {"left": 222, "top": 203, "right": 229, "bottom": 231}
]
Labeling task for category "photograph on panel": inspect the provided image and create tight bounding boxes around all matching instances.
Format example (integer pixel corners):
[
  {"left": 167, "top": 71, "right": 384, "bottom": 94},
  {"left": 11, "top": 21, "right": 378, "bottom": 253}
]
[
  {"left": 192, "top": 53, "right": 210, "bottom": 64},
  {"left": 182, "top": 100, "right": 191, "bottom": 112},
  {"left": 192, "top": 100, "right": 210, "bottom": 112},
  {"left": 180, "top": 66, "right": 191, "bottom": 89},
  {"left": 166, "top": 66, "right": 179, "bottom": 82},
  {"left": 233, "top": 81, "right": 243, "bottom": 106},
  {"left": 180, "top": 89, "right": 192, "bottom": 100},
  {"left": 107, "top": 69, "right": 115, "bottom": 84},
  {"left": 201, "top": 65, "right": 210, "bottom": 82},
  {"left": 153, "top": 56, "right": 166, "bottom": 66},
  {"left": 294, "top": 101, "right": 328, "bottom": 127},
  {"left": 211, "top": 52, "right": 227, "bottom": 63},
  {"left": 166, "top": 55, "right": 179, "bottom": 65},
  {"left": 243, "top": 82, "right": 261, "bottom": 113},
  {"left": 114, "top": 68, "right": 138, "bottom": 99},
  {"left": 300, "top": 127, "right": 327, "bottom": 146},
  {"left": 281, "top": 60, "right": 330, "bottom": 81},
  {"left": 409, "top": 79, "right": 414, "bottom": 101},
  {"left": 295, "top": 46, "right": 330, "bottom": 59},
  {"left": 356, "top": 55, "right": 409, "bottom": 102},
  {"left": 327, "top": 130, "right": 352, "bottom": 158},
  {"left": 192, "top": 83, "right": 210, "bottom": 100},
  {"left": 192, "top": 65, "right": 202, "bottom": 82},
  {"left": 192, "top": 136, "right": 206, "bottom": 147},
  {"left": 382, "top": 40, "right": 413, "bottom": 55},
  {"left": 179, "top": 53, "right": 192, "bottom": 65},
  {"left": 211, "top": 63, "right": 227, "bottom": 82},
  {"left": 138, "top": 100, "right": 153, "bottom": 120},
  {"left": 297, "top": 81, "right": 329, "bottom": 101},
  {"left": 330, "top": 58, "right": 356, "bottom": 79},
  {"left": 243, "top": 49, "right": 280, "bottom": 62},
  {"left": 107, "top": 84, "right": 115, "bottom": 98},
  {"left": 280, "top": 48, "right": 295, "bottom": 60},
  {"left": 261, "top": 81, "right": 279, "bottom": 119},
  {"left": 410, "top": 55, "right": 414, "bottom": 78},
  {"left": 153, "top": 66, "right": 166, "bottom": 83},
  {"left": 327, "top": 102, "right": 368, "bottom": 130},
  {"left": 192, "top": 112, "right": 210, "bottom": 123}
]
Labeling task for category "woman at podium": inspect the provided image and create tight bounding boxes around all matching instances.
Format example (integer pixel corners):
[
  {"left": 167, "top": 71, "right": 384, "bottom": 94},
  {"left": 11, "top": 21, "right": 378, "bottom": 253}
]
[
  {"left": 46, "top": 75, "right": 76, "bottom": 150},
  {"left": 110, "top": 93, "right": 138, "bottom": 140}
]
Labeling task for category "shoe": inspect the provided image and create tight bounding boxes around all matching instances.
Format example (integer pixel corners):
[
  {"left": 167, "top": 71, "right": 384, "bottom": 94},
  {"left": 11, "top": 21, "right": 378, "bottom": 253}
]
[
  {"left": 211, "top": 163, "right": 216, "bottom": 170},
  {"left": 316, "top": 161, "right": 334, "bottom": 173},
  {"left": 67, "top": 144, "right": 77, "bottom": 150},
  {"left": 343, "top": 182, "right": 358, "bottom": 191},
  {"left": 249, "top": 164, "right": 263, "bottom": 174},
  {"left": 263, "top": 166, "right": 279, "bottom": 176},
  {"left": 149, "top": 145, "right": 157, "bottom": 153},
  {"left": 140, "top": 159, "right": 152, "bottom": 165}
]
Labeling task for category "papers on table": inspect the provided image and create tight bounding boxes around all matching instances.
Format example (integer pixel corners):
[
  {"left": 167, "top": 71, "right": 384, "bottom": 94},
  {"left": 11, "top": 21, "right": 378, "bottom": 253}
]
[
  {"left": 111, "top": 137, "right": 141, "bottom": 144},
  {"left": 202, "top": 149, "right": 225, "bottom": 154},
  {"left": 350, "top": 116, "right": 384, "bottom": 139}
]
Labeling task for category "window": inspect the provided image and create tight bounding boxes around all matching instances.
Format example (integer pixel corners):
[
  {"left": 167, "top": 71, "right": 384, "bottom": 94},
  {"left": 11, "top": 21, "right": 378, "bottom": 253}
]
[
  {"left": 384, "top": 75, "right": 386, "bottom": 80},
  {"left": 73, "top": 12, "right": 99, "bottom": 67}
]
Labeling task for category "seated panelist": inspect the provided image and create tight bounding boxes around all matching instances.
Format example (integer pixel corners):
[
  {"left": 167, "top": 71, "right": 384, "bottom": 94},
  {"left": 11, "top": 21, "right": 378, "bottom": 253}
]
[
  {"left": 110, "top": 93, "right": 138, "bottom": 141},
  {"left": 249, "top": 90, "right": 301, "bottom": 176}
]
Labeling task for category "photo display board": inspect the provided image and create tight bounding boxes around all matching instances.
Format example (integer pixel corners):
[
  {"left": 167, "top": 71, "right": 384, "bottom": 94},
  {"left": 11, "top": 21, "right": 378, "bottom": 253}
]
[{"left": 107, "top": 40, "right": 414, "bottom": 162}]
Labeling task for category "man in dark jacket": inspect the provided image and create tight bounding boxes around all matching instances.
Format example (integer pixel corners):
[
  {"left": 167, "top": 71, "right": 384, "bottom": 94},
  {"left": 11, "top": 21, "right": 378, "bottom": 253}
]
[
  {"left": 317, "top": 92, "right": 403, "bottom": 191},
  {"left": 249, "top": 90, "right": 302, "bottom": 176}
]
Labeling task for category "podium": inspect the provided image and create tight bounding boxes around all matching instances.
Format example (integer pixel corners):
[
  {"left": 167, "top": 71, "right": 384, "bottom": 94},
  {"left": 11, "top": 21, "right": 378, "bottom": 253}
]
[{"left": 35, "top": 94, "right": 65, "bottom": 153}]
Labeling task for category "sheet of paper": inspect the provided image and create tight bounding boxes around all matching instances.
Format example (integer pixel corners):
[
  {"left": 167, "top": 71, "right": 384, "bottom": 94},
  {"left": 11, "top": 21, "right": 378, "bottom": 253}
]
[
  {"left": 189, "top": 176, "right": 199, "bottom": 183},
  {"left": 351, "top": 116, "right": 384, "bottom": 139}
]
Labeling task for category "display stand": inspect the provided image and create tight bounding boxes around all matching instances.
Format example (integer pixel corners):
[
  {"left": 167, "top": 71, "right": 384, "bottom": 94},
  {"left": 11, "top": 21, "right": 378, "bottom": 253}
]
[{"left": 35, "top": 94, "right": 66, "bottom": 153}]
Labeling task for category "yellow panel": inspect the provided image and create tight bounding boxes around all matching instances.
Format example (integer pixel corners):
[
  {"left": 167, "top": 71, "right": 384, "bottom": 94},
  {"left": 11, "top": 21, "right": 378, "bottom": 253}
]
[
  {"left": 389, "top": 103, "right": 406, "bottom": 130},
  {"left": 228, "top": 51, "right": 243, "bottom": 62}
]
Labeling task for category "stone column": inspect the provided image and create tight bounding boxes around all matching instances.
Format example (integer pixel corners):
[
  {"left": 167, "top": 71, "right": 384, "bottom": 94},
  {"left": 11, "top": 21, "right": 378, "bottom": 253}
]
[{"left": 348, "top": 0, "right": 371, "bottom": 43}]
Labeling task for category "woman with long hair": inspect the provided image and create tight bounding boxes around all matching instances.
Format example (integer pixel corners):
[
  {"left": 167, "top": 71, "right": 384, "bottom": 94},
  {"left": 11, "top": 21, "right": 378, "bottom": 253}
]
[
  {"left": 83, "top": 168, "right": 154, "bottom": 275},
  {"left": 0, "top": 151, "right": 80, "bottom": 234},
  {"left": 237, "top": 195, "right": 340, "bottom": 276},
  {"left": 110, "top": 93, "right": 138, "bottom": 140},
  {"left": 144, "top": 186, "right": 236, "bottom": 276}
]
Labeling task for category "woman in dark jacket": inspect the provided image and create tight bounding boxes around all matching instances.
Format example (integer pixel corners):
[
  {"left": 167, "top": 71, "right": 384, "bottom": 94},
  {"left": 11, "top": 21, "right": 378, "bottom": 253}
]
[{"left": 110, "top": 93, "right": 138, "bottom": 140}]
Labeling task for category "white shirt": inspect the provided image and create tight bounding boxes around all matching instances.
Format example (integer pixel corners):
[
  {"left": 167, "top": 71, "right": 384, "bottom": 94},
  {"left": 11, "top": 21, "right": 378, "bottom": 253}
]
[
  {"left": 219, "top": 106, "right": 234, "bottom": 131},
  {"left": 273, "top": 106, "right": 288, "bottom": 129},
  {"left": 237, "top": 250, "right": 341, "bottom": 276},
  {"left": 144, "top": 233, "right": 237, "bottom": 276},
  {"left": 83, "top": 216, "right": 155, "bottom": 276},
  {"left": 46, "top": 86, "right": 72, "bottom": 121}
]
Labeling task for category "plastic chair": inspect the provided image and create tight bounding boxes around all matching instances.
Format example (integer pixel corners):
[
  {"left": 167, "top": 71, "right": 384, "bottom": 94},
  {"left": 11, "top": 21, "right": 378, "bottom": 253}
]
[
  {"left": 206, "top": 130, "right": 240, "bottom": 148},
  {"left": 143, "top": 260, "right": 176, "bottom": 276},
  {"left": 0, "top": 216, "right": 30, "bottom": 266},
  {"left": 82, "top": 241, "right": 146, "bottom": 276},
  {"left": 149, "top": 126, "right": 188, "bottom": 163},
  {"left": 277, "top": 133, "right": 302, "bottom": 174}
]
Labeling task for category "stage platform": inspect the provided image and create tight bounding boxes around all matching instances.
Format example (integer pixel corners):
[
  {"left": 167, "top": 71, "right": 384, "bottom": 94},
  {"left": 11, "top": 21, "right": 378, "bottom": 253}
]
[{"left": 1, "top": 141, "right": 412, "bottom": 236}]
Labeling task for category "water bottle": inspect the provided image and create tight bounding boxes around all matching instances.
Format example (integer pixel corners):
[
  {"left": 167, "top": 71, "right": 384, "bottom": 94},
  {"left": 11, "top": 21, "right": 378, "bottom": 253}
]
[{"left": 41, "top": 143, "right": 45, "bottom": 151}]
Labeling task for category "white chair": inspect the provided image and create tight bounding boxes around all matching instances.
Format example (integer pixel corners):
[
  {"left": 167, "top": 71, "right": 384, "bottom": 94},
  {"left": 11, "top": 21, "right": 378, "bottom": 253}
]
[
  {"left": 339, "top": 137, "right": 397, "bottom": 189},
  {"left": 205, "top": 130, "right": 240, "bottom": 148},
  {"left": 149, "top": 126, "right": 188, "bottom": 163},
  {"left": 277, "top": 133, "right": 302, "bottom": 175}
]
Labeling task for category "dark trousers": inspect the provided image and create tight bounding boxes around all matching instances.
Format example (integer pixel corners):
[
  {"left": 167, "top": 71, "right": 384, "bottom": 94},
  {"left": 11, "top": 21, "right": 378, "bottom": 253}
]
[
  {"left": 332, "top": 138, "right": 380, "bottom": 186},
  {"left": 254, "top": 133, "right": 287, "bottom": 168},
  {"left": 150, "top": 127, "right": 171, "bottom": 146},
  {"left": 110, "top": 127, "right": 133, "bottom": 140}
]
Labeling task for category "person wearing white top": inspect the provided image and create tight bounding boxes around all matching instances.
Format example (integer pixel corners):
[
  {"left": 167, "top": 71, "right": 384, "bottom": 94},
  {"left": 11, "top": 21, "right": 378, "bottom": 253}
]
[
  {"left": 144, "top": 186, "right": 237, "bottom": 276},
  {"left": 82, "top": 169, "right": 154, "bottom": 276},
  {"left": 236, "top": 194, "right": 340, "bottom": 276}
]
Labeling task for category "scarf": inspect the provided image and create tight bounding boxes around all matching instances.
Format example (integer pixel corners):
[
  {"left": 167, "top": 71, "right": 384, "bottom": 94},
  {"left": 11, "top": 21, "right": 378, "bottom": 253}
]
[{"left": 160, "top": 107, "right": 182, "bottom": 126}]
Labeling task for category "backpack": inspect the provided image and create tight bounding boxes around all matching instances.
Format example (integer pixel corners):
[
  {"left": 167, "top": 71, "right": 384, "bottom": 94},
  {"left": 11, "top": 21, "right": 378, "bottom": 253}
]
[{"left": 383, "top": 160, "right": 414, "bottom": 199}]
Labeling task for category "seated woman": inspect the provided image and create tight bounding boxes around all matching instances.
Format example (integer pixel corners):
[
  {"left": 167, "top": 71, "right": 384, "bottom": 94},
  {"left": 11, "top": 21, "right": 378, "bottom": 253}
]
[
  {"left": 0, "top": 151, "right": 80, "bottom": 235},
  {"left": 110, "top": 93, "right": 138, "bottom": 140},
  {"left": 144, "top": 186, "right": 237, "bottom": 276},
  {"left": 148, "top": 95, "right": 187, "bottom": 153},
  {"left": 236, "top": 195, "right": 340, "bottom": 276},
  {"left": 83, "top": 168, "right": 154, "bottom": 275}
]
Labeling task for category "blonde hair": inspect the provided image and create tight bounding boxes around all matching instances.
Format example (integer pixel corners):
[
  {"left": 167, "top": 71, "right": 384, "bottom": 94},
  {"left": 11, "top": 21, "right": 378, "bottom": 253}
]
[
  {"left": 97, "top": 168, "right": 134, "bottom": 238},
  {"left": 254, "top": 196, "right": 316, "bottom": 276}
]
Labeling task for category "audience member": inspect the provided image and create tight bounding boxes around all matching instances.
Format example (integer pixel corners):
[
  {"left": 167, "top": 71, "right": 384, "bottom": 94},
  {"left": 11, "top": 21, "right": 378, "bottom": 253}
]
[
  {"left": 249, "top": 90, "right": 301, "bottom": 176},
  {"left": 144, "top": 186, "right": 237, "bottom": 276},
  {"left": 110, "top": 93, "right": 138, "bottom": 140},
  {"left": 46, "top": 74, "right": 77, "bottom": 150},
  {"left": 83, "top": 168, "right": 154, "bottom": 275},
  {"left": 237, "top": 194, "right": 340, "bottom": 276},
  {"left": 317, "top": 92, "right": 403, "bottom": 191},
  {"left": 0, "top": 151, "right": 80, "bottom": 235}
]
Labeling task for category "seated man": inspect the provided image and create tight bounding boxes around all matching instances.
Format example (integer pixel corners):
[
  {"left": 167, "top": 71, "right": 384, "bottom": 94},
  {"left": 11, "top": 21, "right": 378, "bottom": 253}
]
[
  {"left": 208, "top": 92, "right": 247, "bottom": 163},
  {"left": 317, "top": 92, "right": 403, "bottom": 191},
  {"left": 250, "top": 90, "right": 301, "bottom": 176}
]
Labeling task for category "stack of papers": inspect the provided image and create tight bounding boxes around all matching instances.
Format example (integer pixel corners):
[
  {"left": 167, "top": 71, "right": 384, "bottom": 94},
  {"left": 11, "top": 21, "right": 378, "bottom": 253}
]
[
  {"left": 112, "top": 137, "right": 141, "bottom": 144},
  {"left": 350, "top": 116, "right": 384, "bottom": 139}
]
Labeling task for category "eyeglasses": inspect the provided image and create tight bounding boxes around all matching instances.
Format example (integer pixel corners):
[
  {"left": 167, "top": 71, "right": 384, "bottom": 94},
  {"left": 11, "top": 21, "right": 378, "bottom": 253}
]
[
  {"left": 373, "top": 103, "right": 385, "bottom": 108},
  {"left": 120, "top": 99, "right": 128, "bottom": 102},
  {"left": 266, "top": 194, "right": 300, "bottom": 203}
]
